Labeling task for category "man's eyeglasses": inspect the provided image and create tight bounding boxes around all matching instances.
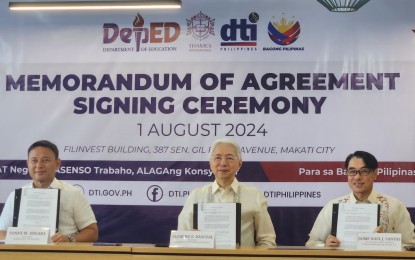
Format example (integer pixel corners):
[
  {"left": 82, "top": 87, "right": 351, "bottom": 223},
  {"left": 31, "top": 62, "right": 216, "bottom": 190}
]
[
  {"left": 346, "top": 168, "right": 372, "bottom": 176},
  {"left": 211, "top": 156, "right": 237, "bottom": 163}
]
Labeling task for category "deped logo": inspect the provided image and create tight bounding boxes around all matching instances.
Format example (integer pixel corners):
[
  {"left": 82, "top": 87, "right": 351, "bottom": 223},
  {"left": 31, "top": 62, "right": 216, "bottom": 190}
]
[{"left": 103, "top": 13, "right": 180, "bottom": 52}]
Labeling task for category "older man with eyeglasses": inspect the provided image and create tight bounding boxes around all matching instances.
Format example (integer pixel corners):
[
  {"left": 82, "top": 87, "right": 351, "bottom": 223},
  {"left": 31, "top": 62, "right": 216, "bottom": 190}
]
[
  {"left": 306, "top": 151, "right": 415, "bottom": 247},
  {"left": 177, "top": 138, "right": 276, "bottom": 248}
]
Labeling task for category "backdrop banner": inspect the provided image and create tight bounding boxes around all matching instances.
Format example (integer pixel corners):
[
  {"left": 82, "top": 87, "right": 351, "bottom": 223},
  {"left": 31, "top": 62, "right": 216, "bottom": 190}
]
[{"left": 0, "top": 0, "right": 414, "bottom": 245}]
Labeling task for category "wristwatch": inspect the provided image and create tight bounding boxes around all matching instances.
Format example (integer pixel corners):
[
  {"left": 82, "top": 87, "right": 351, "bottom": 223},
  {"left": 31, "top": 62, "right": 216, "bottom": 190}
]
[{"left": 67, "top": 234, "right": 76, "bottom": 242}]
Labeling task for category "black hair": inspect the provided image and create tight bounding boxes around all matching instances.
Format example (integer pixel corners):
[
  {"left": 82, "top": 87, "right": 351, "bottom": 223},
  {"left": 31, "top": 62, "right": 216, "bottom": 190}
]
[
  {"left": 27, "top": 140, "right": 59, "bottom": 159},
  {"left": 345, "top": 151, "right": 378, "bottom": 169}
]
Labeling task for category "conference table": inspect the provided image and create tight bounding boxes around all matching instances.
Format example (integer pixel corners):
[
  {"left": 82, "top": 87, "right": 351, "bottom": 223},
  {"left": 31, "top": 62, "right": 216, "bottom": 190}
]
[{"left": 0, "top": 243, "right": 414, "bottom": 260}]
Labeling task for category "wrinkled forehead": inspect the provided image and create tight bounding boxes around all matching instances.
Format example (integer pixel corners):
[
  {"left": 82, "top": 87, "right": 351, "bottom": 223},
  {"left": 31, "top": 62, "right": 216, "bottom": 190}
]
[{"left": 211, "top": 144, "right": 237, "bottom": 156}]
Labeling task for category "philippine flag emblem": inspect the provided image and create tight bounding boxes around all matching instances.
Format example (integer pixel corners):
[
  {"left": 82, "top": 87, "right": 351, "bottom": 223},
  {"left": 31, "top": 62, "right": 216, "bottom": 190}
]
[{"left": 268, "top": 17, "right": 301, "bottom": 46}]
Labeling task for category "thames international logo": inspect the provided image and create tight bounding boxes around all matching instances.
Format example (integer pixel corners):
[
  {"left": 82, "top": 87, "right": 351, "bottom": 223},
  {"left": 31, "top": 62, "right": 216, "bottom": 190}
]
[
  {"left": 186, "top": 11, "right": 215, "bottom": 52},
  {"left": 220, "top": 12, "right": 259, "bottom": 51},
  {"left": 263, "top": 15, "right": 304, "bottom": 51},
  {"left": 186, "top": 11, "right": 215, "bottom": 41},
  {"left": 102, "top": 13, "right": 180, "bottom": 53}
]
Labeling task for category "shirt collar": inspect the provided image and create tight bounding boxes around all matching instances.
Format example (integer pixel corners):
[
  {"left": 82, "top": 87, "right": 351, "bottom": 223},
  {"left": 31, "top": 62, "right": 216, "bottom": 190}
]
[
  {"left": 212, "top": 178, "right": 239, "bottom": 194},
  {"left": 30, "top": 178, "right": 60, "bottom": 189},
  {"left": 350, "top": 188, "right": 377, "bottom": 203}
]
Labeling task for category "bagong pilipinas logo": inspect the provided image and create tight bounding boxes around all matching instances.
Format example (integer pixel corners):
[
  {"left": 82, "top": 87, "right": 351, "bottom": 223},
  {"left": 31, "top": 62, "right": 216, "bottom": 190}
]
[
  {"left": 267, "top": 16, "right": 300, "bottom": 46},
  {"left": 102, "top": 13, "right": 180, "bottom": 52},
  {"left": 186, "top": 11, "right": 215, "bottom": 41}
]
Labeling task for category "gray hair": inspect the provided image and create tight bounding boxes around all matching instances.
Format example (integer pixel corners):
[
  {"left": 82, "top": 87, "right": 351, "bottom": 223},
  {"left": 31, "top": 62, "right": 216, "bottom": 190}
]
[{"left": 209, "top": 138, "right": 242, "bottom": 160}]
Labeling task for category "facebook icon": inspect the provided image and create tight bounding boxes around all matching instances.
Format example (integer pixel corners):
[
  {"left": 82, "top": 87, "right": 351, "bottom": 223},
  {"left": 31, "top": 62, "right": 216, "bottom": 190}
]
[{"left": 147, "top": 185, "right": 163, "bottom": 202}]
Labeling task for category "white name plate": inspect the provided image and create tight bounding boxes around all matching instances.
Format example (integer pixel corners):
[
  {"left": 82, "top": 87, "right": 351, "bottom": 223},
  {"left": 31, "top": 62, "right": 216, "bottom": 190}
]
[
  {"left": 5, "top": 227, "right": 50, "bottom": 245},
  {"left": 169, "top": 230, "right": 215, "bottom": 248},
  {"left": 357, "top": 233, "right": 401, "bottom": 251}
]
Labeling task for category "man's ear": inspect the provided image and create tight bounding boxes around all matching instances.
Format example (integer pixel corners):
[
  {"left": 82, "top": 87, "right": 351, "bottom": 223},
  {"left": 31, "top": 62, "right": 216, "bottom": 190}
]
[
  {"left": 373, "top": 168, "right": 378, "bottom": 180},
  {"left": 55, "top": 158, "right": 62, "bottom": 171}
]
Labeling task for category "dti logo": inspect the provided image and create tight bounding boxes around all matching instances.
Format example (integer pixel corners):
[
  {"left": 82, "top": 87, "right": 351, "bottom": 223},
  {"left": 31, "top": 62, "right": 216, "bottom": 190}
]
[
  {"left": 220, "top": 12, "right": 258, "bottom": 46},
  {"left": 268, "top": 16, "right": 300, "bottom": 45},
  {"left": 147, "top": 185, "right": 163, "bottom": 202},
  {"left": 103, "top": 13, "right": 180, "bottom": 52}
]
